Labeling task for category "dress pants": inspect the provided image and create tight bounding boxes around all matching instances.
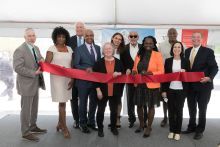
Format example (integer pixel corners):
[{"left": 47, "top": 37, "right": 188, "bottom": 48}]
[
  {"left": 126, "top": 84, "right": 136, "bottom": 123},
  {"left": 70, "top": 86, "right": 79, "bottom": 124},
  {"left": 20, "top": 91, "right": 39, "bottom": 136},
  {"left": 187, "top": 88, "right": 211, "bottom": 133},
  {"left": 167, "top": 89, "right": 185, "bottom": 134},
  {"left": 77, "top": 86, "right": 97, "bottom": 127},
  {"left": 96, "top": 96, "right": 120, "bottom": 131}
]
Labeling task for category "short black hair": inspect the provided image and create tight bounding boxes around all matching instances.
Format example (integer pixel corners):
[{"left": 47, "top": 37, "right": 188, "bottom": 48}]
[
  {"left": 52, "top": 26, "right": 70, "bottom": 45},
  {"left": 170, "top": 41, "right": 184, "bottom": 57}
]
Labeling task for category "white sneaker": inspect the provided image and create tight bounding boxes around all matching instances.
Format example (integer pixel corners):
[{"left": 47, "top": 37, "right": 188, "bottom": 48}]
[
  {"left": 168, "top": 132, "right": 174, "bottom": 139},
  {"left": 174, "top": 134, "right": 181, "bottom": 141}
]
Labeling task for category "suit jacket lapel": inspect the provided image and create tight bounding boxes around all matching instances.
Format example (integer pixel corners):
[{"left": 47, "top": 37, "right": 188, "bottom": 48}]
[
  {"left": 23, "top": 43, "right": 37, "bottom": 65},
  {"left": 83, "top": 44, "right": 93, "bottom": 62},
  {"left": 192, "top": 46, "right": 202, "bottom": 69}
]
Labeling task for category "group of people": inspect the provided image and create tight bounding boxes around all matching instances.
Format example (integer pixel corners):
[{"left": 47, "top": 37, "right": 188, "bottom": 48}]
[{"left": 13, "top": 22, "right": 218, "bottom": 142}]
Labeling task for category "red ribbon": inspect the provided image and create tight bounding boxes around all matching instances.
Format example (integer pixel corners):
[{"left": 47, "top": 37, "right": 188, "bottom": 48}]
[{"left": 39, "top": 62, "right": 205, "bottom": 84}]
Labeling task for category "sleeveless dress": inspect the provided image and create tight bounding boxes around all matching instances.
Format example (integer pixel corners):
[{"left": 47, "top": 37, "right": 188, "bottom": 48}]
[{"left": 48, "top": 45, "right": 73, "bottom": 102}]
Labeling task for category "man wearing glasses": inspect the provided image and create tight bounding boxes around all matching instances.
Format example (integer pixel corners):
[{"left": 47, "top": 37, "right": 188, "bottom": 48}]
[{"left": 121, "top": 31, "right": 146, "bottom": 128}]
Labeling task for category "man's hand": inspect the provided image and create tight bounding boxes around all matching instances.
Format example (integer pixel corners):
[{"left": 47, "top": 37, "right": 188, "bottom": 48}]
[
  {"left": 35, "top": 67, "right": 42, "bottom": 75},
  {"left": 200, "top": 77, "right": 211, "bottom": 83},
  {"left": 86, "top": 67, "right": 93, "bottom": 73}
]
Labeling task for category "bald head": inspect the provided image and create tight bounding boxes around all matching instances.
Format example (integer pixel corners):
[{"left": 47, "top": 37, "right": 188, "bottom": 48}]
[
  {"left": 84, "top": 29, "right": 94, "bottom": 44},
  {"left": 167, "top": 28, "right": 178, "bottom": 44},
  {"left": 75, "top": 21, "right": 85, "bottom": 37}
]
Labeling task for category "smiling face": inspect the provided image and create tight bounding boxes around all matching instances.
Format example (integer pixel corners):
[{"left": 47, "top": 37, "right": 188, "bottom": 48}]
[
  {"left": 172, "top": 42, "right": 182, "bottom": 57},
  {"left": 84, "top": 29, "right": 94, "bottom": 44},
  {"left": 103, "top": 43, "right": 114, "bottom": 58},
  {"left": 192, "top": 32, "right": 202, "bottom": 48},
  {"left": 129, "top": 32, "right": 139, "bottom": 46},
  {"left": 56, "top": 34, "right": 66, "bottom": 45},
  {"left": 143, "top": 38, "right": 154, "bottom": 51},
  {"left": 112, "top": 34, "right": 122, "bottom": 48},
  {"left": 75, "top": 22, "right": 85, "bottom": 37}
]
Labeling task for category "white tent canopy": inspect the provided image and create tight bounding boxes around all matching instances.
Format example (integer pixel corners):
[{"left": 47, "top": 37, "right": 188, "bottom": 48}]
[{"left": 1, "top": 0, "right": 220, "bottom": 25}]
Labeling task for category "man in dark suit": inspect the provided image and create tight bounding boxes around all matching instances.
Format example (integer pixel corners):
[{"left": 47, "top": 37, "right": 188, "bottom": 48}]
[
  {"left": 121, "top": 31, "right": 145, "bottom": 128},
  {"left": 183, "top": 32, "right": 218, "bottom": 140},
  {"left": 74, "top": 29, "right": 101, "bottom": 133},
  {"left": 67, "top": 22, "right": 85, "bottom": 129}
]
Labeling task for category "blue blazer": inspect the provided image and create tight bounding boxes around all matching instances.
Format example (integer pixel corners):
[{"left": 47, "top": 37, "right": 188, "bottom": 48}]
[{"left": 73, "top": 43, "right": 101, "bottom": 88}]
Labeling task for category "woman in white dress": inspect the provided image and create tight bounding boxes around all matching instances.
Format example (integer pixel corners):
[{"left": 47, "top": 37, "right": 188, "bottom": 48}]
[{"left": 45, "top": 26, "right": 72, "bottom": 138}]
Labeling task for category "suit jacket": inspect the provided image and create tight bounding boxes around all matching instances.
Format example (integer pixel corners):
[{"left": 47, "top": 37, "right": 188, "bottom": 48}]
[
  {"left": 185, "top": 46, "right": 218, "bottom": 90},
  {"left": 93, "top": 57, "right": 124, "bottom": 97},
  {"left": 73, "top": 43, "right": 101, "bottom": 88},
  {"left": 68, "top": 35, "right": 78, "bottom": 52},
  {"left": 120, "top": 43, "right": 141, "bottom": 70},
  {"left": 13, "top": 42, "right": 45, "bottom": 96},
  {"left": 161, "top": 57, "right": 190, "bottom": 95},
  {"left": 133, "top": 51, "right": 164, "bottom": 88}
]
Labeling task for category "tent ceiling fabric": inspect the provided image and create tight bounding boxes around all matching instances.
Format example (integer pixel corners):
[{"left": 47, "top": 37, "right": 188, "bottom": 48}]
[{"left": 0, "top": 0, "right": 220, "bottom": 25}]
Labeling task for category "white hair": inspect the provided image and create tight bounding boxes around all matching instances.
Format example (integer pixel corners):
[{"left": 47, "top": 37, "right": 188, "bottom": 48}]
[
  {"left": 24, "top": 28, "right": 35, "bottom": 37},
  {"left": 102, "top": 42, "right": 115, "bottom": 56},
  {"left": 74, "top": 21, "right": 85, "bottom": 29}
]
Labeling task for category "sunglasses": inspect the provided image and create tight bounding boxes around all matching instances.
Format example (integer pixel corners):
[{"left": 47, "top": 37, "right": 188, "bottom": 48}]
[{"left": 129, "top": 35, "right": 138, "bottom": 38}]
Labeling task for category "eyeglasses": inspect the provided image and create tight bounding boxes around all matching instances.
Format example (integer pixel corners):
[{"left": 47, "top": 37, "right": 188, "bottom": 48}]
[{"left": 129, "top": 35, "right": 138, "bottom": 38}]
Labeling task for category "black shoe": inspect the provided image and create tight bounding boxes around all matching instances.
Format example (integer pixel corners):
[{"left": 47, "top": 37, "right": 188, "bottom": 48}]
[
  {"left": 87, "top": 124, "right": 98, "bottom": 131},
  {"left": 73, "top": 121, "right": 79, "bottom": 129},
  {"left": 116, "top": 125, "right": 121, "bottom": 129},
  {"left": 98, "top": 130, "right": 104, "bottom": 137},
  {"left": 80, "top": 126, "right": 90, "bottom": 134},
  {"left": 193, "top": 132, "right": 203, "bottom": 140},
  {"left": 182, "top": 129, "right": 195, "bottom": 134},
  {"left": 108, "top": 124, "right": 111, "bottom": 129},
  {"left": 135, "top": 127, "right": 143, "bottom": 133},
  {"left": 129, "top": 122, "right": 135, "bottom": 128},
  {"left": 160, "top": 118, "right": 167, "bottom": 127},
  {"left": 111, "top": 128, "right": 119, "bottom": 135}
]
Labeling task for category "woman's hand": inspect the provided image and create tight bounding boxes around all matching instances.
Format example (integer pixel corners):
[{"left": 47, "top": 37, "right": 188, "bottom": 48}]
[
  {"left": 161, "top": 92, "right": 167, "bottom": 98},
  {"left": 96, "top": 88, "right": 103, "bottom": 100},
  {"left": 180, "top": 69, "right": 186, "bottom": 72},
  {"left": 132, "top": 70, "right": 137, "bottom": 75},
  {"left": 141, "top": 70, "right": 153, "bottom": 75},
  {"left": 67, "top": 79, "right": 74, "bottom": 90},
  {"left": 126, "top": 69, "right": 131, "bottom": 75},
  {"left": 113, "top": 72, "right": 122, "bottom": 78}
]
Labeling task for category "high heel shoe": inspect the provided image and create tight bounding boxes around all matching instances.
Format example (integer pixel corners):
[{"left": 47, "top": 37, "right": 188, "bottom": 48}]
[
  {"left": 56, "top": 124, "right": 62, "bottom": 132},
  {"left": 62, "top": 127, "right": 70, "bottom": 138}
]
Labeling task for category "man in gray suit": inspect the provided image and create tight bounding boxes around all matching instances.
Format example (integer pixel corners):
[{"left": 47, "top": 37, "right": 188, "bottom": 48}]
[
  {"left": 13, "top": 28, "right": 47, "bottom": 142},
  {"left": 74, "top": 29, "right": 101, "bottom": 133}
]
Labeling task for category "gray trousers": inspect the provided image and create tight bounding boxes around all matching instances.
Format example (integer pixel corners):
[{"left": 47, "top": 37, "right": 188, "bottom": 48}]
[{"left": 20, "top": 91, "right": 39, "bottom": 136}]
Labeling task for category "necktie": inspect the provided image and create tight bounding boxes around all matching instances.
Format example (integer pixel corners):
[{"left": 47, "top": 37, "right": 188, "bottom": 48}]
[
  {"left": 190, "top": 48, "right": 196, "bottom": 68},
  {"left": 78, "top": 37, "right": 82, "bottom": 47},
  {"left": 32, "top": 47, "right": 39, "bottom": 66},
  {"left": 90, "top": 45, "right": 95, "bottom": 62}
]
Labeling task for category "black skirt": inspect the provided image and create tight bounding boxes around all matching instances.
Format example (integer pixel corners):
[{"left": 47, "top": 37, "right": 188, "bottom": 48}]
[{"left": 133, "top": 84, "right": 160, "bottom": 108}]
